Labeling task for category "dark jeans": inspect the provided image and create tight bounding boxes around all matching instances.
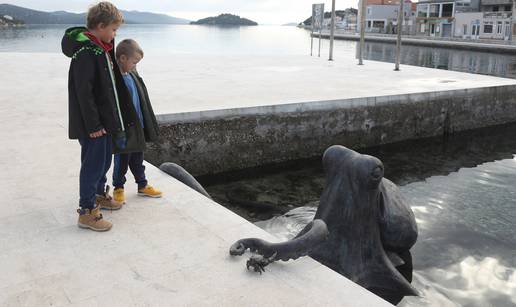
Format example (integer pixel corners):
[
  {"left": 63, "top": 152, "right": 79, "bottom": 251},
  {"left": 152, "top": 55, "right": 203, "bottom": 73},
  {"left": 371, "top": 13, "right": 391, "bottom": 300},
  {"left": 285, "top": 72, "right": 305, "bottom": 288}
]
[
  {"left": 113, "top": 152, "right": 147, "bottom": 190},
  {"left": 78, "top": 135, "right": 112, "bottom": 209}
]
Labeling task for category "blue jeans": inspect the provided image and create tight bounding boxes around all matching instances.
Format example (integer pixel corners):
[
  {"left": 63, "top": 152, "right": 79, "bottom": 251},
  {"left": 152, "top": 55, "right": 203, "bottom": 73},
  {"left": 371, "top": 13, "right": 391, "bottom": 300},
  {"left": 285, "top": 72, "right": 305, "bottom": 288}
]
[
  {"left": 78, "top": 135, "right": 112, "bottom": 209},
  {"left": 113, "top": 152, "right": 147, "bottom": 190}
]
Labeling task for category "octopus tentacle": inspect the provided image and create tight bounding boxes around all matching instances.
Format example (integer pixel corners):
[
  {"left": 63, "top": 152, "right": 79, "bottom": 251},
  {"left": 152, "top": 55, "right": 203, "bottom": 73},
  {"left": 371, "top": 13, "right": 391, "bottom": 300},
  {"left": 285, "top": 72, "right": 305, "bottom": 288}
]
[{"left": 229, "top": 219, "right": 329, "bottom": 263}]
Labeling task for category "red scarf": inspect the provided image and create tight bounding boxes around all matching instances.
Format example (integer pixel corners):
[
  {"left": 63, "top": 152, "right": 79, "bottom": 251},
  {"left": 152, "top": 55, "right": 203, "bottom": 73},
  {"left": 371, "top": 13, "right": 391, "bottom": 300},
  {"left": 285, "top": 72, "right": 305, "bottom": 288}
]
[{"left": 84, "top": 32, "right": 113, "bottom": 53}]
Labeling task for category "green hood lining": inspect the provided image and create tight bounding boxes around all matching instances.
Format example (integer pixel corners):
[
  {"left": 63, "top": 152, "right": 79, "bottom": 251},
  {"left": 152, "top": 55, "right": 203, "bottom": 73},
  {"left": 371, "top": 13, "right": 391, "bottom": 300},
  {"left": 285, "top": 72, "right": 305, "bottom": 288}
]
[
  {"left": 66, "top": 27, "right": 90, "bottom": 43},
  {"left": 63, "top": 27, "right": 104, "bottom": 59}
]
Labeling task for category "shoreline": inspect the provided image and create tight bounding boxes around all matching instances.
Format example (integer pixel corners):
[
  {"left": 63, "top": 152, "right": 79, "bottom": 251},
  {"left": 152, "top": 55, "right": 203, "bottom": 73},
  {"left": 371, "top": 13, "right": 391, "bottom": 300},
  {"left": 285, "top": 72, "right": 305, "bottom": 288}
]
[{"left": 313, "top": 30, "right": 516, "bottom": 54}]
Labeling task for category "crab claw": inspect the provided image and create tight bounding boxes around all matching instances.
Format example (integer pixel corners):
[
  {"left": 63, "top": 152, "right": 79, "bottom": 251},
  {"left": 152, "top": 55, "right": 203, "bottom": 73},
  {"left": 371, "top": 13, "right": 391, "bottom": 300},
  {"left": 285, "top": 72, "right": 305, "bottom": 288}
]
[
  {"left": 247, "top": 262, "right": 265, "bottom": 274},
  {"left": 246, "top": 255, "right": 271, "bottom": 274}
]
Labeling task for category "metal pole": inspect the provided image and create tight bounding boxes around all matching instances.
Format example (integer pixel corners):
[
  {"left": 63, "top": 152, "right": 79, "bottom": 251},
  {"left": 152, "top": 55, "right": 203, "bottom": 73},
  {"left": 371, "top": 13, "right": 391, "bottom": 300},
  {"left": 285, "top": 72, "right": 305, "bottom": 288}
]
[
  {"left": 329, "top": 0, "right": 336, "bottom": 61},
  {"left": 509, "top": 0, "right": 514, "bottom": 45},
  {"left": 311, "top": 5, "right": 315, "bottom": 56},
  {"left": 394, "top": 0, "right": 404, "bottom": 71},
  {"left": 318, "top": 29, "right": 322, "bottom": 57},
  {"left": 359, "top": 0, "right": 366, "bottom": 65},
  {"left": 311, "top": 24, "right": 314, "bottom": 56}
]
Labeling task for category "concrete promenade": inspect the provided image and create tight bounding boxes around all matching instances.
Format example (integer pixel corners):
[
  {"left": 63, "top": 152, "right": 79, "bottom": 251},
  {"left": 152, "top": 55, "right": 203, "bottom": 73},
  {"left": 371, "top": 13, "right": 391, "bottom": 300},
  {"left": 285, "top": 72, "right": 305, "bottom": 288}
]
[
  {"left": 137, "top": 54, "right": 516, "bottom": 115},
  {"left": 0, "top": 53, "right": 393, "bottom": 306},
  {"left": 139, "top": 54, "right": 516, "bottom": 176},
  {"left": 315, "top": 31, "right": 516, "bottom": 54}
]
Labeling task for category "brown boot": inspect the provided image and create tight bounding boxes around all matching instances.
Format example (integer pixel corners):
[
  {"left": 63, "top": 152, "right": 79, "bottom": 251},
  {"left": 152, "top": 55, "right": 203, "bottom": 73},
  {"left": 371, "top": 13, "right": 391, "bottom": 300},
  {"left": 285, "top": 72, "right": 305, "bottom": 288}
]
[
  {"left": 96, "top": 186, "right": 123, "bottom": 210},
  {"left": 77, "top": 206, "right": 113, "bottom": 232}
]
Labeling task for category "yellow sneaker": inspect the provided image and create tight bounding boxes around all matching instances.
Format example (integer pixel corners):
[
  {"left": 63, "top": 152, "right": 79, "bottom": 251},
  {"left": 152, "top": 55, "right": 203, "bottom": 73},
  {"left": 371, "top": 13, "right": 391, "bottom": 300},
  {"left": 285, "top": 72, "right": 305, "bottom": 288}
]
[
  {"left": 113, "top": 187, "right": 125, "bottom": 204},
  {"left": 138, "top": 185, "right": 162, "bottom": 198}
]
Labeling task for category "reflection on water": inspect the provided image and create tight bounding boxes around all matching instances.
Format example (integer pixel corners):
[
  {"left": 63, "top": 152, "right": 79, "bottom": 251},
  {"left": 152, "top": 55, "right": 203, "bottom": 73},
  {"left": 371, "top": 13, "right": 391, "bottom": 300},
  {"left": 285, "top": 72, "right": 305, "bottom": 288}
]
[
  {"left": 410, "top": 256, "right": 516, "bottom": 307},
  {"left": 362, "top": 42, "right": 516, "bottom": 78},
  {"left": 2, "top": 25, "right": 516, "bottom": 78},
  {"left": 0, "top": 24, "right": 315, "bottom": 56},
  {"left": 206, "top": 123, "right": 516, "bottom": 306},
  {"left": 398, "top": 160, "right": 516, "bottom": 306}
]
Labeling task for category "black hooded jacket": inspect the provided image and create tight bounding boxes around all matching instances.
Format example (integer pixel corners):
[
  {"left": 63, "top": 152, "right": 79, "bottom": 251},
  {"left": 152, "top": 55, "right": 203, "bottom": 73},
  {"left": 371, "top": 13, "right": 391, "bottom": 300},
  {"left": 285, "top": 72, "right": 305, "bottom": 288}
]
[{"left": 62, "top": 27, "right": 141, "bottom": 144}]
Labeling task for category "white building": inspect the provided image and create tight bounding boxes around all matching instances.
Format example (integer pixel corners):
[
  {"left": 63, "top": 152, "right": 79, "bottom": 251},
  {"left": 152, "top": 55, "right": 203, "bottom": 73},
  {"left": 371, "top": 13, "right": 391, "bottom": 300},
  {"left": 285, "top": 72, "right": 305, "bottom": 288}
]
[
  {"left": 365, "top": 3, "right": 415, "bottom": 33},
  {"left": 416, "top": 0, "right": 480, "bottom": 37},
  {"left": 454, "top": 0, "right": 513, "bottom": 40},
  {"left": 480, "top": 11, "right": 511, "bottom": 40},
  {"left": 479, "top": 0, "right": 513, "bottom": 40},
  {"left": 454, "top": 12, "right": 482, "bottom": 39}
]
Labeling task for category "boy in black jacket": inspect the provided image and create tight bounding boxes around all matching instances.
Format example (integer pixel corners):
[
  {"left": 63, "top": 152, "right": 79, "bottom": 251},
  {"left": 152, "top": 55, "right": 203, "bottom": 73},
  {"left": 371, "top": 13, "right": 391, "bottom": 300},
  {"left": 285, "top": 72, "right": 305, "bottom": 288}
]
[
  {"left": 112, "top": 39, "right": 162, "bottom": 204},
  {"left": 62, "top": 2, "right": 139, "bottom": 231}
]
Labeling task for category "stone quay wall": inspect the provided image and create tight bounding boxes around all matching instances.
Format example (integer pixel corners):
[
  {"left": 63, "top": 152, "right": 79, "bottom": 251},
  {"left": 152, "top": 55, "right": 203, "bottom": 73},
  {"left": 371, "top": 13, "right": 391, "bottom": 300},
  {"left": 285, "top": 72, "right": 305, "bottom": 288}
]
[{"left": 146, "top": 85, "right": 516, "bottom": 176}]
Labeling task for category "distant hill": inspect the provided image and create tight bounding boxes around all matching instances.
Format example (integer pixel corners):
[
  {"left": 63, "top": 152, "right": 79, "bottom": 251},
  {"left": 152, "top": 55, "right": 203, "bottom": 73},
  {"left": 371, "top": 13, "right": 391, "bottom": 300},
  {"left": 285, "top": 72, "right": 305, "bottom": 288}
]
[
  {"left": 0, "top": 4, "right": 190, "bottom": 25},
  {"left": 121, "top": 10, "right": 189, "bottom": 24},
  {"left": 282, "top": 23, "right": 298, "bottom": 26},
  {"left": 190, "top": 14, "right": 258, "bottom": 26}
]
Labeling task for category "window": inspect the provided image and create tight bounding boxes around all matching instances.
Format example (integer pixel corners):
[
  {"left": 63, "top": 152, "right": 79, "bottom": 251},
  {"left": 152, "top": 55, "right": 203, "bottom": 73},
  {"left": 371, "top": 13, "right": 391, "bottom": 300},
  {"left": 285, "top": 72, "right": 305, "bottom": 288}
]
[
  {"left": 442, "top": 3, "right": 453, "bottom": 17},
  {"left": 463, "top": 24, "right": 468, "bottom": 35},
  {"left": 505, "top": 5, "right": 512, "bottom": 11},
  {"left": 484, "top": 22, "right": 493, "bottom": 33},
  {"left": 373, "top": 20, "right": 385, "bottom": 28},
  {"left": 367, "top": 20, "right": 372, "bottom": 28},
  {"left": 429, "top": 4, "right": 439, "bottom": 17},
  {"left": 420, "top": 23, "right": 426, "bottom": 32},
  {"left": 493, "top": 6, "right": 499, "bottom": 12},
  {"left": 497, "top": 21, "right": 503, "bottom": 34},
  {"left": 367, "top": 8, "right": 371, "bottom": 16},
  {"left": 417, "top": 4, "right": 428, "bottom": 17}
]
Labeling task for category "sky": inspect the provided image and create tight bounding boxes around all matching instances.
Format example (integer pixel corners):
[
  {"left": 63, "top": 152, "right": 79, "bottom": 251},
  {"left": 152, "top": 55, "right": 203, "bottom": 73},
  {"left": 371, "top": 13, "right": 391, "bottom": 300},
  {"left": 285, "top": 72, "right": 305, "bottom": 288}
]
[{"left": 3, "top": 0, "right": 359, "bottom": 25}]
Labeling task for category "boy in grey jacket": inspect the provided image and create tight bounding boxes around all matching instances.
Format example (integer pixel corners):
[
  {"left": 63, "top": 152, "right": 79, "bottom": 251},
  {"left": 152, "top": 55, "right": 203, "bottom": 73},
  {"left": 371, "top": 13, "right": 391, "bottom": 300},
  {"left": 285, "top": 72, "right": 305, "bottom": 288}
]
[{"left": 112, "top": 39, "right": 162, "bottom": 204}]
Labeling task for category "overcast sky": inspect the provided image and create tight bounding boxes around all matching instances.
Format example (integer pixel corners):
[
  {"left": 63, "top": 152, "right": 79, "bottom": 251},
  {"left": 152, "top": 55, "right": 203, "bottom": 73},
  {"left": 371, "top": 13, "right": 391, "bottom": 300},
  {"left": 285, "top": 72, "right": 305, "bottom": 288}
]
[{"left": 4, "top": 0, "right": 359, "bottom": 24}]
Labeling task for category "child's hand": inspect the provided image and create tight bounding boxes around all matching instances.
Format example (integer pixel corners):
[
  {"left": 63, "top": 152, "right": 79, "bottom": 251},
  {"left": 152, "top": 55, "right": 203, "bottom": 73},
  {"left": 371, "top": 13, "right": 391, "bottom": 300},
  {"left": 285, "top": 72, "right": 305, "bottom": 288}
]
[{"left": 89, "top": 129, "right": 107, "bottom": 138}]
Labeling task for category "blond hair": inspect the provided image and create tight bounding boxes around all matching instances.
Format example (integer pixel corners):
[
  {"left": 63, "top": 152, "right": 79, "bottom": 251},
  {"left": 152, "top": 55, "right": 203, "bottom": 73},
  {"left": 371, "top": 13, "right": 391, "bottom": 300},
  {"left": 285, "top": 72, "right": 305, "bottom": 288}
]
[
  {"left": 87, "top": 2, "right": 124, "bottom": 29},
  {"left": 116, "top": 39, "right": 144, "bottom": 60}
]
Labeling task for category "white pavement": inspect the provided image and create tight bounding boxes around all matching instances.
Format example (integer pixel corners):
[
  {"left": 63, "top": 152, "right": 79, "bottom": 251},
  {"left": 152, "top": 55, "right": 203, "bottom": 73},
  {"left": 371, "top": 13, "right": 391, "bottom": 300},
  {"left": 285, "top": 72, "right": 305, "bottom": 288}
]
[
  {"left": 0, "top": 53, "right": 395, "bottom": 306},
  {"left": 134, "top": 54, "right": 516, "bottom": 115},
  {"left": 2, "top": 52, "right": 515, "bottom": 306}
]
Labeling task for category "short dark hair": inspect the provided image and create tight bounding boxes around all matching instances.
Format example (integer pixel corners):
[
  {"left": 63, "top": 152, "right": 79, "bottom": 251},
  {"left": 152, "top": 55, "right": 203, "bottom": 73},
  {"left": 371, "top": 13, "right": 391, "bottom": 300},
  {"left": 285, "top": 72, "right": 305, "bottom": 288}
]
[
  {"left": 116, "top": 39, "right": 144, "bottom": 60},
  {"left": 87, "top": 2, "right": 124, "bottom": 29}
]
